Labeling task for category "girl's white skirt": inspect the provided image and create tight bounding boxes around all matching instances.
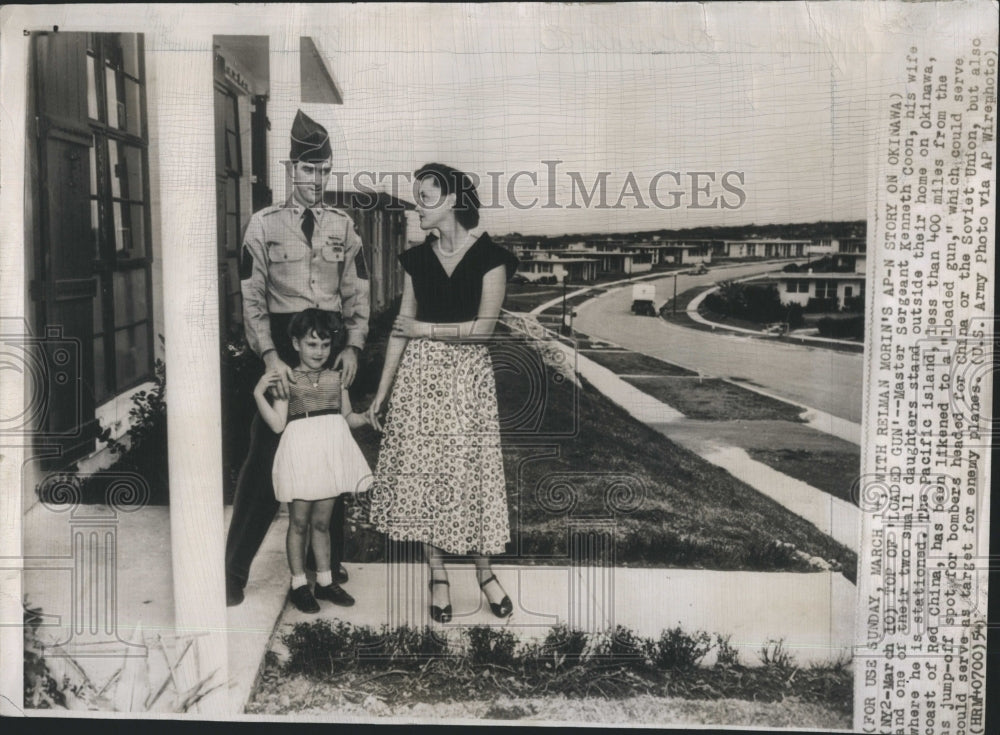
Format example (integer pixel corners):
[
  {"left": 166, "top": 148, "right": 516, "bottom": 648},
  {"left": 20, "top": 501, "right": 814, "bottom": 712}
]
[{"left": 272, "top": 414, "right": 372, "bottom": 502}]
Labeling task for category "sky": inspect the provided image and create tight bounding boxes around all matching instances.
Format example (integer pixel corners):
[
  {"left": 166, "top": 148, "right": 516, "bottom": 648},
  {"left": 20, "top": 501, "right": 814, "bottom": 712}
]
[{"left": 302, "top": 3, "right": 895, "bottom": 238}]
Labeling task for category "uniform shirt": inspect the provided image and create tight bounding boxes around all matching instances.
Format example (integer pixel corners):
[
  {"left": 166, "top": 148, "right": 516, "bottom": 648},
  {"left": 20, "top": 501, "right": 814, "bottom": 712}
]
[{"left": 240, "top": 199, "right": 370, "bottom": 357}]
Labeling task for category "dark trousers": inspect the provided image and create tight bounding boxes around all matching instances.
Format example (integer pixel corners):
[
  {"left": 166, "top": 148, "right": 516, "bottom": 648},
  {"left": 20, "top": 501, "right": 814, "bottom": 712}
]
[{"left": 225, "top": 411, "right": 346, "bottom": 589}]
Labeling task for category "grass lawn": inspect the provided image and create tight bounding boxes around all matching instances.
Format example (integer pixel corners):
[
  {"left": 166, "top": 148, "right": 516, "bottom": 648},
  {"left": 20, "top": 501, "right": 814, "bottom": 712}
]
[
  {"left": 746, "top": 449, "right": 861, "bottom": 504},
  {"left": 621, "top": 377, "right": 807, "bottom": 423},
  {"left": 537, "top": 288, "right": 609, "bottom": 316},
  {"left": 345, "top": 325, "right": 855, "bottom": 581},
  {"left": 697, "top": 305, "right": 775, "bottom": 333},
  {"left": 504, "top": 284, "right": 564, "bottom": 312},
  {"left": 580, "top": 350, "right": 697, "bottom": 377}
]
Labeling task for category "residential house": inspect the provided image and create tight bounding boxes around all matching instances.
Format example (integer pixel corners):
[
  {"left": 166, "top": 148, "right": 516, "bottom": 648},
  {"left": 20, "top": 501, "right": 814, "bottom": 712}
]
[
  {"left": 516, "top": 250, "right": 599, "bottom": 283},
  {"left": 755, "top": 272, "right": 866, "bottom": 310},
  {"left": 721, "top": 238, "right": 811, "bottom": 258}
]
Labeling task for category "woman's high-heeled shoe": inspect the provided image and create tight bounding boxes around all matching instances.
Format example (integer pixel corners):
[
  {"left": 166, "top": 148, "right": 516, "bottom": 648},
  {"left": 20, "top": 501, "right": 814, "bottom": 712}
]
[
  {"left": 429, "top": 578, "right": 452, "bottom": 623},
  {"left": 479, "top": 573, "right": 513, "bottom": 619}
]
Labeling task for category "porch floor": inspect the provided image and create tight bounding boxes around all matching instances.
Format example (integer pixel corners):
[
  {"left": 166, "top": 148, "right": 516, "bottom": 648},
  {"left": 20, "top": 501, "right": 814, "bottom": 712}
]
[{"left": 22, "top": 503, "right": 856, "bottom": 715}]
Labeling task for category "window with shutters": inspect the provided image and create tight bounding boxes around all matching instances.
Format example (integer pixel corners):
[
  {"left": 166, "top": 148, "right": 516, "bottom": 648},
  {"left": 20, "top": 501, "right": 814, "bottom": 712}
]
[
  {"left": 214, "top": 82, "right": 243, "bottom": 339},
  {"left": 86, "top": 33, "right": 154, "bottom": 402}
]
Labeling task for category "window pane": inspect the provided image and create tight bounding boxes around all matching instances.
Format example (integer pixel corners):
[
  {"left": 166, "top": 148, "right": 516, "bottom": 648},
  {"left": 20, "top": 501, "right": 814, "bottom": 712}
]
[
  {"left": 111, "top": 201, "right": 126, "bottom": 252},
  {"left": 92, "top": 276, "right": 104, "bottom": 337},
  {"left": 225, "top": 131, "right": 239, "bottom": 173},
  {"left": 112, "top": 269, "right": 148, "bottom": 328},
  {"left": 89, "top": 144, "right": 98, "bottom": 196},
  {"left": 119, "top": 143, "right": 144, "bottom": 202},
  {"left": 214, "top": 89, "right": 227, "bottom": 174},
  {"left": 124, "top": 78, "right": 142, "bottom": 136},
  {"left": 130, "top": 204, "right": 146, "bottom": 257},
  {"left": 119, "top": 34, "right": 140, "bottom": 78},
  {"left": 87, "top": 54, "right": 98, "bottom": 120},
  {"left": 225, "top": 258, "right": 241, "bottom": 296},
  {"left": 105, "top": 65, "right": 121, "bottom": 129},
  {"left": 114, "top": 322, "right": 149, "bottom": 388},
  {"left": 90, "top": 199, "right": 100, "bottom": 259},
  {"left": 226, "top": 178, "right": 238, "bottom": 212},
  {"left": 226, "top": 214, "right": 239, "bottom": 253},
  {"left": 93, "top": 335, "right": 108, "bottom": 402},
  {"left": 108, "top": 143, "right": 120, "bottom": 199}
]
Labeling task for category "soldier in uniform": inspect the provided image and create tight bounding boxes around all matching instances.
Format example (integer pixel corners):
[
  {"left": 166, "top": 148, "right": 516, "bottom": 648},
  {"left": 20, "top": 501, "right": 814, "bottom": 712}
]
[{"left": 226, "top": 110, "right": 370, "bottom": 607}]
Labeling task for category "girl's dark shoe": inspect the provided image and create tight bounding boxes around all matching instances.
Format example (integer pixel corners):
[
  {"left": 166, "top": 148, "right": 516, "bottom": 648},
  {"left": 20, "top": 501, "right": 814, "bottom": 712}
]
[
  {"left": 429, "top": 578, "right": 452, "bottom": 623},
  {"left": 290, "top": 584, "right": 320, "bottom": 614},
  {"left": 315, "top": 582, "right": 355, "bottom": 607},
  {"left": 479, "top": 573, "right": 513, "bottom": 619}
]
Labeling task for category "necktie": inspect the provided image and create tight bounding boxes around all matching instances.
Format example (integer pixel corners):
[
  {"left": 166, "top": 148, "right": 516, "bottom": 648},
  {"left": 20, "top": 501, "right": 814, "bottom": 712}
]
[{"left": 301, "top": 208, "right": 315, "bottom": 245}]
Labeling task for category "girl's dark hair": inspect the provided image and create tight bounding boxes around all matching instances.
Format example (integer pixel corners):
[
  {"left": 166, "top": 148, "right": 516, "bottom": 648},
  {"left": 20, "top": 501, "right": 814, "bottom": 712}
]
[
  {"left": 288, "top": 308, "right": 342, "bottom": 343},
  {"left": 414, "top": 162, "right": 480, "bottom": 230}
]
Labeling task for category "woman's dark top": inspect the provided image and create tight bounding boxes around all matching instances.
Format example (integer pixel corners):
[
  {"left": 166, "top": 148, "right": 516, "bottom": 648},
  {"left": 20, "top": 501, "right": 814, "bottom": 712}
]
[{"left": 397, "top": 233, "right": 519, "bottom": 323}]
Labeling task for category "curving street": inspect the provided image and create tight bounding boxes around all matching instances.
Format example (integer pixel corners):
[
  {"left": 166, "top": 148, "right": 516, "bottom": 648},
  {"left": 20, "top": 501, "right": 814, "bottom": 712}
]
[{"left": 572, "top": 263, "right": 865, "bottom": 424}]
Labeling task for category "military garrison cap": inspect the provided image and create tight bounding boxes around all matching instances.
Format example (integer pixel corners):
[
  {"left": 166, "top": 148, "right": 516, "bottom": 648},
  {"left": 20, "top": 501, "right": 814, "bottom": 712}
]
[{"left": 289, "top": 110, "right": 332, "bottom": 162}]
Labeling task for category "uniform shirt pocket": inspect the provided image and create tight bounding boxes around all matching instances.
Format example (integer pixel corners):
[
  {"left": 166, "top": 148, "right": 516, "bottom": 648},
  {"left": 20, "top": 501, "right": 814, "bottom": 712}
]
[
  {"left": 267, "top": 241, "right": 310, "bottom": 295},
  {"left": 321, "top": 244, "right": 345, "bottom": 262}
]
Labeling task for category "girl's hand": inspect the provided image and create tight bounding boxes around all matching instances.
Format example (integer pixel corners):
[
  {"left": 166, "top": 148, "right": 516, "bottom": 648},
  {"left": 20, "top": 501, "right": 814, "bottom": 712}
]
[
  {"left": 367, "top": 391, "right": 387, "bottom": 433},
  {"left": 391, "top": 315, "right": 425, "bottom": 339},
  {"left": 254, "top": 370, "right": 285, "bottom": 397}
]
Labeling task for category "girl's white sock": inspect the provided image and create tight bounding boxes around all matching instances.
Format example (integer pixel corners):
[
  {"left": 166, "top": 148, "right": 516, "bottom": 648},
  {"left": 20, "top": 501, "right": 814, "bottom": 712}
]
[
  {"left": 291, "top": 573, "right": 308, "bottom": 589},
  {"left": 316, "top": 570, "right": 333, "bottom": 587}
]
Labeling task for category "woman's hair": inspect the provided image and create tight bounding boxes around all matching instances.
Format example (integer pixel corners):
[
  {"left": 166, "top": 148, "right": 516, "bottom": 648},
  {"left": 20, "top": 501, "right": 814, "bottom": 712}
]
[
  {"left": 414, "top": 162, "right": 481, "bottom": 230},
  {"left": 287, "top": 308, "right": 341, "bottom": 343}
]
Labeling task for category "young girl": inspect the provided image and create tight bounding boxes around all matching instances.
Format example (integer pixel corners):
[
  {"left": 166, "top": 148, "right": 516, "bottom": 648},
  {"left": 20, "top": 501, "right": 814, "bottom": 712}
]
[{"left": 254, "top": 309, "right": 373, "bottom": 613}]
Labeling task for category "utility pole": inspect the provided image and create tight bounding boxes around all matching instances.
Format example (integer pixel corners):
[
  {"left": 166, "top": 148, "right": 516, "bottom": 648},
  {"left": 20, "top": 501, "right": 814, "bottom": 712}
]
[
  {"left": 560, "top": 277, "right": 568, "bottom": 336},
  {"left": 673, "top": 272, "right": 678, "bottom": 315}
]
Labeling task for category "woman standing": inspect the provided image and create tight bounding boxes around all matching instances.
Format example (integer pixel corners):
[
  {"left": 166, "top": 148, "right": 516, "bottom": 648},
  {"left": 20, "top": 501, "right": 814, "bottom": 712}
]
[{"left": 367, "top": 163, "right": 518, "bottom": 622}]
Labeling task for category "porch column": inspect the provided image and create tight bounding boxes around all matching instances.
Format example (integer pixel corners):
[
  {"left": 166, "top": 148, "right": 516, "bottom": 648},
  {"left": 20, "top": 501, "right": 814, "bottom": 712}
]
[
  {"left": 149, "top": 35, "right": 229, "bottom": 714},
  {"left": 268, "top": 25, "right": 303, "bottom": 204}
]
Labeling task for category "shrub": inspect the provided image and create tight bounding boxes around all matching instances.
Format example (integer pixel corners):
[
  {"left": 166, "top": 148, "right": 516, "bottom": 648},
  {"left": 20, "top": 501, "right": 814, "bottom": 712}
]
[
  {"left": 542, "top": 625, "right": 588, "bottom": 664},
  {"left": 705, "top": 281, "right": 786, "bottom": 324},
  {"left": 585, "top": 625, "right": 650, "bottom": 666},
  {"left": 38, "top": 352, "right": 170, "bottom": 507},
  {"left": 760, "top": 638, "right": 795, "bottom": 669},
  {"left": 651, "top": 627, "right": 713, "bottom": 670},
  {"left": 714, "top": 634, "right": 741, "bottom": 667},
  {"left": 283, "top": 619, "right": 358, "bottom": 675},
  {"left": 817, "top": 315, "right": 864, "bottom": 339},
  {"left": 804, "top": 297, "right": 839, "bottom": 313},
  {"left": 842, "top": 295, "right": 865, "bottom": 313},
  {"left": 24, "top": 600, "right": 66, "bottom": 709},
  {"left": 467, "top": 627, "right": 518, "bottom": 668},
  {"left": 786, "top": 302, "right": 805, "bottom": 329}
]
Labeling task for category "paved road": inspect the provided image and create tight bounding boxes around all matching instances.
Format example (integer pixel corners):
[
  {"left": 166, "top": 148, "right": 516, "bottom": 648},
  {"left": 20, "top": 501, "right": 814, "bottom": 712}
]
[{"left": 572, "top": 263, "right": 865, "bottom": 424}]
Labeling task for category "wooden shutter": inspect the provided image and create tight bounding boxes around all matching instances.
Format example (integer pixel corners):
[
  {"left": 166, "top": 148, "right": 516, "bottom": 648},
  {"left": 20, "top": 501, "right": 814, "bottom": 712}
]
[{"left": 31, "top": 32, "right": 98, "bottom": 462}]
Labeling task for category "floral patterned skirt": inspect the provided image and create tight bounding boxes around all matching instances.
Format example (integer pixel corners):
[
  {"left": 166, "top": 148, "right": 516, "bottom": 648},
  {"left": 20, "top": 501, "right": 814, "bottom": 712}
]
[{"left": 370, "top": 338, "right": 510, "bottom": 555}]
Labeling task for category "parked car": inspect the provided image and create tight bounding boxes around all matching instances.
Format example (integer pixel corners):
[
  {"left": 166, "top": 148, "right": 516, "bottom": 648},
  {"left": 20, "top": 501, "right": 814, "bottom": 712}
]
[
  {"left": 630, "top": 284, "right": 658, "bottom": 316},
  {"left": 693, "top": 264, "right": 709, "bottom": 275},
  {"left": 509, "top": 273, "right": 529, "bottom": 284},
  {"left": 761, "top": 322, "right": 787, "bottom": 336}
]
